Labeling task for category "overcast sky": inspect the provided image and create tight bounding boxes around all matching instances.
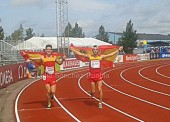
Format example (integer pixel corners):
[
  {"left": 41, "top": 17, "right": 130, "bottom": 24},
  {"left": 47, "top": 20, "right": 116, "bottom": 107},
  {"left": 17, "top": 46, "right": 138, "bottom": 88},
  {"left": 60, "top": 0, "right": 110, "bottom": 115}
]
[{"left": 0, "top": 0, "right": 170, "bottom": 37}]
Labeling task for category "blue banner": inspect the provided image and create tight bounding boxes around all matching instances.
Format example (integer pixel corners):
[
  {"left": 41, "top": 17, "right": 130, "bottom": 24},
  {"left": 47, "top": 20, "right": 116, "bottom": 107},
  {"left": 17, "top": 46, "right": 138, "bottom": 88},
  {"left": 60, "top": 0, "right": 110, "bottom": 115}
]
[{"left": 160, "top": 53, "right": 170, "bottom": 58}]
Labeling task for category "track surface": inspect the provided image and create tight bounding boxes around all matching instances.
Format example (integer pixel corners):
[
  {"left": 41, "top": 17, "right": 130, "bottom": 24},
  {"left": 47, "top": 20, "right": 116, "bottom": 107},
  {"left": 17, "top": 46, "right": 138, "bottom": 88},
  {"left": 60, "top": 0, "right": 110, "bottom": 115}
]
[{"left": 15, "top": 60, "right": 170, "bottom": 122}]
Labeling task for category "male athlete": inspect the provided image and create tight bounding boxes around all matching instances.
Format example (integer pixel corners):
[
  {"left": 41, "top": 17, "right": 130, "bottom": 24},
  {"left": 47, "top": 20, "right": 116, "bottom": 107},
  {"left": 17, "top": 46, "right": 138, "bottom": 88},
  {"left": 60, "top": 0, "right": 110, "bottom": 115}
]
[
  {"left": 70, "top": 45, "right": 119, "bottom": 109},
  {"left": 29, "top": 44, "right": 66, "bottom": 108}
]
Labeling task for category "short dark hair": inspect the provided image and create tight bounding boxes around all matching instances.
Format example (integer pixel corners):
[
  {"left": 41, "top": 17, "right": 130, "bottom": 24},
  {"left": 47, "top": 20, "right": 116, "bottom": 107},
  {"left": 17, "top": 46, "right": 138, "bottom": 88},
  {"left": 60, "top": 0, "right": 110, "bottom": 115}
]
[
  {"left": 46, "top": 44, "right": 52, "bottom": 49},
  {"left": 93, "top": 45, "right": 98, "bottom": 48}
]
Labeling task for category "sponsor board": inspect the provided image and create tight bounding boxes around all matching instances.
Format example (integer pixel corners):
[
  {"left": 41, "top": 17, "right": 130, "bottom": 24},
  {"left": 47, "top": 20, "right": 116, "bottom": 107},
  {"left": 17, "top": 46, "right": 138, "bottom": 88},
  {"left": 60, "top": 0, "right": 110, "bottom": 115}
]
[
  {"left": 160, "top": 53, "right": 170, "bottom": 58},
  {"left": 0, "top": 63, "right": 28, "bottom": 89},
  {"left": 150, "top": 53, "right": 160, "bottom": 59},
  {"left": 60, "top": 58, "right": 81, "bottom": 70},
  {"left": 123, "top": 54, "right": 138, "bottom": 62},
  {"left": 137, "top": 53, "right": 150, "bottom": 60}
]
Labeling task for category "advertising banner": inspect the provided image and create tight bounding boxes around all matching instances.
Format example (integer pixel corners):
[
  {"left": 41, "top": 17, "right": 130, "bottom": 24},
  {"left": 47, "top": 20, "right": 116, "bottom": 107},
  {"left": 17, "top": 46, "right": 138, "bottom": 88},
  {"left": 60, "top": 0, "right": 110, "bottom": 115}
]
[
  {"left": 0, "top": 63, "right": 28, "bottom": 89},
  {"left": 160, "top": 53, "right": 170, "bottom": 58},
  {"left": 123, "top": 54, "right": 138, "bottom": 62},
  {"left": 138, "top": 53, "right": 150, "bottom": 61},
  {"left": 150, "top": 53, "right": 160, "bottom": 59}
]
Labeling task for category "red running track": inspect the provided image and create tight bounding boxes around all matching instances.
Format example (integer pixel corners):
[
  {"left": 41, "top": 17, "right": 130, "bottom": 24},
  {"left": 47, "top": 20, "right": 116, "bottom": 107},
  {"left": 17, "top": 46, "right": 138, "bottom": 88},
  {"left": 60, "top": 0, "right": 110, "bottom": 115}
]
[{"left": 15, "top": 59, "right": 170, "bottom": 122}]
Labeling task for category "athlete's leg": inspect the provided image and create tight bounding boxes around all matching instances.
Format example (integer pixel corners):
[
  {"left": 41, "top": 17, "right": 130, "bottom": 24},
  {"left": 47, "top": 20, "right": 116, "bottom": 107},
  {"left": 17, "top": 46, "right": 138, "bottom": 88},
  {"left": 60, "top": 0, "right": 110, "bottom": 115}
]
[
  {"left": 45, "top": 84, "right": 52, "bottom": 107},
  {"left": 97, "top": 80, "right": 103, "bottom": 109},
  {"left": 90, "top": 82, "right": 96, "bottom": 96},
  {"left": 50, "top": 83, "right": 56, "bottom": 99},
  {"left": 97, "top": 80, "right": 103, "bottom": 103}
]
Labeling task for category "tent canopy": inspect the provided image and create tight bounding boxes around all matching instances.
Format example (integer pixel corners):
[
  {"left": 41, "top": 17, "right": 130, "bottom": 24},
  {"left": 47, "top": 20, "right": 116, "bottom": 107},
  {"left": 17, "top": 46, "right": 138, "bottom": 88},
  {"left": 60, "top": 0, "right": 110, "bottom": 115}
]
[{"left": 14, "top": 37, "right": 112, "bottom": 50}]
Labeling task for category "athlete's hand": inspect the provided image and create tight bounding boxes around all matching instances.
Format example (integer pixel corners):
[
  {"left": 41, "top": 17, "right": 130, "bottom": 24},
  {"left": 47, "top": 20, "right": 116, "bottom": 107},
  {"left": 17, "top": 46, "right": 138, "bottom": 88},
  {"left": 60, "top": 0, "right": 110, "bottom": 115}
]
[
  {"left": 119, "top": 46, "right": 123, "bottom": 51},
  {"left": 21, "top": 51, "right": 26, "bottom": 55},
  {"left": 69, "top": 46, "right": 74, "bottom": 51},
  {"left": 62, "top": 55, "right": 66, "bottom": 60}
]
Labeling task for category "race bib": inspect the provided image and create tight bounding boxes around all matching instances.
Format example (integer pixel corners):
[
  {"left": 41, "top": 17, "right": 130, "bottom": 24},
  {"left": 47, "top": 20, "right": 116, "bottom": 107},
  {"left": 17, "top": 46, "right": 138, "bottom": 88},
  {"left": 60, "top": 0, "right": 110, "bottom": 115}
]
[
  {"left": 43, "top": 75, "right": 46, "bottom": 80},
  {"left": 45, "top": 66, "right": 54, "bottom": 74},
  {"left": 91, "top": 60, "right": 100, "bottom": 68}
]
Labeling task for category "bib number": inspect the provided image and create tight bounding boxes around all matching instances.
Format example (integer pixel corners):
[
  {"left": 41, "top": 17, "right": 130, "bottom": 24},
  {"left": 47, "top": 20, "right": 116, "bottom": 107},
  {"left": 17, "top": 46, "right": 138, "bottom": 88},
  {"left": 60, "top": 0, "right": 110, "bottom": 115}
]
[
  {"left": 91, "top": 60, "right": 100, "bottom": 68},
  {"left": 43, "top": 75, "right": 46, "bottom": 80},
  {"left": 45, "top": 66, "right": 54, "bottom": 74}
]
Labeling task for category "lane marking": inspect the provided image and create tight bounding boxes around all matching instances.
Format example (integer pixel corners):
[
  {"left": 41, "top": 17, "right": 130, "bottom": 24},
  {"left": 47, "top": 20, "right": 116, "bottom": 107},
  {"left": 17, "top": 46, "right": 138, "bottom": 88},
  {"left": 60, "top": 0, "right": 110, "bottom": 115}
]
[
  {"left": 15, "top": 69, "right": 87, "bottom": 122},
  {"left": 15, "top": 79, "right": 40, "bottom": 122},
  {"left": 102, "top": 67, "right": 170, "bottom": 111},
  {"left": 156, "top": 64, "right": 170, "bottom": 78},
  {"left": 120, "top": 65, "right": 170, "bottom": 97},
  {"left": 54, "top": 69, "right": 89, "bottom": 122},
  {"left": 18, "top": 107, "right": 62, "bottom": 111},
  {"left": 78, "top": 73, "right": 144, "bottom": 122},
  {"left": 138, "top": 65, "right": 170, "bottom": 86}
]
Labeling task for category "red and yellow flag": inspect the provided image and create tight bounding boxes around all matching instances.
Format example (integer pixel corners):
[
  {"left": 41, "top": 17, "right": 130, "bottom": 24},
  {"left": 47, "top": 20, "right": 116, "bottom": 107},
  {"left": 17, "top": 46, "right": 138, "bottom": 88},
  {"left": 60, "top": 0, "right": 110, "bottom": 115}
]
[
  {"left": 70, "top": 44, "right": 119, "bottom": 68},
  {"left": 20, "top": 50, "right": 63, "bottom": 65}
]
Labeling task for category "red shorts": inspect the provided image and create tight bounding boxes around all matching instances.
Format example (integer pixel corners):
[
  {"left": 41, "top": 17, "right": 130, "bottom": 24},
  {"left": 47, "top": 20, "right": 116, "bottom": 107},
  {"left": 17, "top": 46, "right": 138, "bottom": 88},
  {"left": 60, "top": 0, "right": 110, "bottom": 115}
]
[
  {"left": 43, "top": 74, "right": 56, "bottom": 86},
  {"left": 88, "top": 72, "right": 102, "bottom": 82}
]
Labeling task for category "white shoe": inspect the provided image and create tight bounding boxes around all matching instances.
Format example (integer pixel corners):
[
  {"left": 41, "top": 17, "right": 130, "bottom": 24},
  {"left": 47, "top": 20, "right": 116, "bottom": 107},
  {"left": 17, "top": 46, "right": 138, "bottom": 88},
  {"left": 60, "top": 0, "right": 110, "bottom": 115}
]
[{"left": 98, "top": 102, "right": 102, "bottom": 109}]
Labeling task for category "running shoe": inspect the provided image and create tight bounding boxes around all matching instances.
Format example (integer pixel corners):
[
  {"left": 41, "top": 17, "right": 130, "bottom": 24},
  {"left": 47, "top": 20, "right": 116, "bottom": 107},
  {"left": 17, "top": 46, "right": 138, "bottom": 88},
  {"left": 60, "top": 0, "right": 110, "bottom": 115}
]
[
  {"left": 47, "top": 104, "right": 51, "bottom": 109},
  {"left": 98, "top": 102, "right": 102, "bottom": 109}
]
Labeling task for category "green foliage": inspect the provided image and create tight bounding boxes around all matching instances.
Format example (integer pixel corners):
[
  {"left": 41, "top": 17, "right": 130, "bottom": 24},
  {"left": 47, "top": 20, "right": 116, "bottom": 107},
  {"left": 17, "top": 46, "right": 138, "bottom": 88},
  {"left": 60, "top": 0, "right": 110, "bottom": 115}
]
[
  {"left": 96, "top": 25, "right": 109, "bottom": 42},
  {"left": 117, "top": 20, "right": 137, "bottom": 54},
  {"left": 40, "top": 33, "right": 45, "bottom": 37},
  {"left": 63, "top": 22, "right": 85, "bottom": 38},
  {"left": 25, "top": 28, "right": 35, "bottom": 40},
  {"left": 11, "top": 24, "right": 24, "bottom": 41},
  {"left": 63, "top": 22, "right": 72, "bottom": 37},
  {"left": 0, "top": 26, "right": 4, "bottom": 40}
]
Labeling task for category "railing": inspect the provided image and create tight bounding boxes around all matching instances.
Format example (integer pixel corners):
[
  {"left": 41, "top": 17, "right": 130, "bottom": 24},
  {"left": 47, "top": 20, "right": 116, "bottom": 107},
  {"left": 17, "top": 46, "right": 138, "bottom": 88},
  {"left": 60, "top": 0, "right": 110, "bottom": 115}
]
[{"left": 0, "top": 40, "right": 24, "bottom": 65}]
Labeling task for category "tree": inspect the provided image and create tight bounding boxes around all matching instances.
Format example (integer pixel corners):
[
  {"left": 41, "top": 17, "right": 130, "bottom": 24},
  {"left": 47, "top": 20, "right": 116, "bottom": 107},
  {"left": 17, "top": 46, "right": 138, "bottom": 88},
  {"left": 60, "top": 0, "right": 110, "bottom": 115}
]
[
  {"left": 63, "top": 22, "right": 85, "bottom": 38},
  {"left": 96, "top": 25, "right": 109, "bottom": 42},
  {"left": 25, "top": 28, "right": 35, "bottom": 40},
  {"left": 0, "top": 26, "right": 4, "bottom": 40},
  {"left": 11, "top": 24, "right": 24, "bottom": 41},
  {"left": 63, "top": 22, "right": 72, "bottom": 37},
  {"left": 117, "top": 20, "right": 137, "bottom": 54},
  {"left": 40, "top": 33, "right": 45, "bottom": 37}
]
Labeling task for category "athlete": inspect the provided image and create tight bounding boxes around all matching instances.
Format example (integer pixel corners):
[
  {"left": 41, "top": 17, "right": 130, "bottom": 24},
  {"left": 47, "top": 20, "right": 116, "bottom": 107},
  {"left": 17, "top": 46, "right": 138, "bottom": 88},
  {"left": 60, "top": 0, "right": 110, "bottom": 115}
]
[
  {"left": 70, "top": 45, "right": 119, "bottom": 109},
  {"left": 29, "top": 44, "right": 66, "bottom": 108}
]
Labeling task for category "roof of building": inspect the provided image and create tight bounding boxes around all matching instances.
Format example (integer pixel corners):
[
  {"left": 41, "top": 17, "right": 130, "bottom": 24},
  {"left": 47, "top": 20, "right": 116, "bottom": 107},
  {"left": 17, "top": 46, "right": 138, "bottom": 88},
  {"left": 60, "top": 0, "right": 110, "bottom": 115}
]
[
  {"left": 108, "top": 32, "right": 170, "bottom": 41},
  {"left": 14, "top": 37, "right": 112, "bottom": 50}
]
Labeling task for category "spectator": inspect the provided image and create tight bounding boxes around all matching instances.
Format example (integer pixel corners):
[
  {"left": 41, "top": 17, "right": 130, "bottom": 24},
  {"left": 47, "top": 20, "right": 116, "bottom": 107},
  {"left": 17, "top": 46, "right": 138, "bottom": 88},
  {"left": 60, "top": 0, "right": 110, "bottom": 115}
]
[
  {"left": 118, "top": 46, "right": 125, "bottom": 55},
  {"left": 27, "top": 61, "right": 40, "bottom": 78}
]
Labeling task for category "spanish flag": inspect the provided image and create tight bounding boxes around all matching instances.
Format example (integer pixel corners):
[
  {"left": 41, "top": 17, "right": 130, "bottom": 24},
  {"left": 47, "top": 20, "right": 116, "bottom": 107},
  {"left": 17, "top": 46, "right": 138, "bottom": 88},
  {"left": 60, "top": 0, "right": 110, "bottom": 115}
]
[
  {"left": 20, "top": 50, "right": 63, "bottom": 65},
  {"left": 70, "top": 44, "right": 119, "bottom": 68}
]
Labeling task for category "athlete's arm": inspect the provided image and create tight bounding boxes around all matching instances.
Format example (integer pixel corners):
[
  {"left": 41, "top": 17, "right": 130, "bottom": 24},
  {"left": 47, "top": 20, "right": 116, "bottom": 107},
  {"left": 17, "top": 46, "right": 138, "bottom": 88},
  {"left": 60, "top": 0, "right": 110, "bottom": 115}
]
[
  {"left": 70, "top": 47, "right": 90, "bottom": 58},
  {"left": 101, "top": 50, "right": 118, "bottom": 59},
  {"left": 55, "top": 56, "right": 66, "bottom": 65}
]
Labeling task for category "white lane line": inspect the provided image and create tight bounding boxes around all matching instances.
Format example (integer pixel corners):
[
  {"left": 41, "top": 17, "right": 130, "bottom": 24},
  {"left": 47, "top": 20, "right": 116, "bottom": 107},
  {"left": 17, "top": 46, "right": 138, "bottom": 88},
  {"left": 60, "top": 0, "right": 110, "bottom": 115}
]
[
  {"left": 15, "top": 69, "right": 87, "bottom": 122},
  {"left": 78, "top": 73, "right": 144, "bottom": 122},
  {"left": 15, "top": 79, "right": 40, "bottom": 122},
  {"left": 138, "top": 65, "right": 170, "bottom": 86},
  {"left": 156, "top": 64, "right": 170, "bottom": 78},
  {"left": 54, "top": 69, "right": 89, "bottom": 122},
  {"left": 120, "top": 65, "right": 170, "bottom": 97},
  {"left": 18, "top": 107, "right": 62, "bottom": 111},
  {"left": 102, "top": 68, "right": 170, "bottom": 111}
]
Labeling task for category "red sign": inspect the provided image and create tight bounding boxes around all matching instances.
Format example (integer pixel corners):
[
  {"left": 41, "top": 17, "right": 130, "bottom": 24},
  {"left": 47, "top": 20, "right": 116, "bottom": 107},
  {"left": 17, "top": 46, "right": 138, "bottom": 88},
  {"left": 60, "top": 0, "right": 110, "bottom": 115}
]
[
  {"left": 123, "top": 54, "right": 138, "bottom": 62},
  {"left": 63, "top": 59, "right": 80, "bottom": 69},
  {"left": 0, "top": 63, "right": 28, "bottom": 89}
]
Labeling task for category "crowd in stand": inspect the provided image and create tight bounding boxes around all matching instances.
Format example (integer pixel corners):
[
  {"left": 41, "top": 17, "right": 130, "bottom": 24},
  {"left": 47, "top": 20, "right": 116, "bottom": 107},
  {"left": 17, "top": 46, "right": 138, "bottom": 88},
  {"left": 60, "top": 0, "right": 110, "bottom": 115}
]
[{"left": 144, "top": 46, "right": 170, "bottom": 53}]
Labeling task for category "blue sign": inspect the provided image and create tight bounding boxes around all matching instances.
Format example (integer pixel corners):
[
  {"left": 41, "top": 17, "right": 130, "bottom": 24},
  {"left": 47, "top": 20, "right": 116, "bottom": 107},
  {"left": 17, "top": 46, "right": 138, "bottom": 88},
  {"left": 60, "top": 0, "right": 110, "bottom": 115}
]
[{"left": 160, "top": 53, "right": 170, "bottom": 58}]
